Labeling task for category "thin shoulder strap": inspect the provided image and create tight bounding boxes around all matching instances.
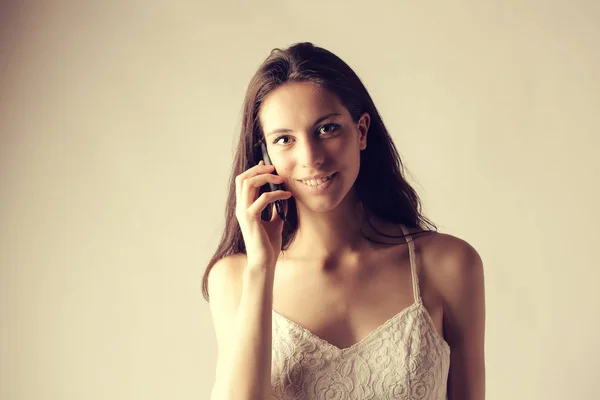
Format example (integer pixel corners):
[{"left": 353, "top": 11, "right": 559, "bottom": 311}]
[{"left": 400, "top": 224, "right": 422, "bottom": 304}]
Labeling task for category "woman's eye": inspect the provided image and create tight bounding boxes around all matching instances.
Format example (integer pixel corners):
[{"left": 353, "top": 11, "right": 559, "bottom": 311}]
[
  {"left": 273, "top": 136, "right": 290, "bottom": 145},
  {"left": 272, "top": 124, "right": 339, "bottom": 145},
  {"left": 319, "top": 123, "right": 339, "bottom": 135}
]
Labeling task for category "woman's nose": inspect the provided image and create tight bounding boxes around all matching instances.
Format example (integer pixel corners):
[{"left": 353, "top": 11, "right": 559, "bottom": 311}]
[{"left": 297, "top": 140, "right": 325, "bottom": 168}]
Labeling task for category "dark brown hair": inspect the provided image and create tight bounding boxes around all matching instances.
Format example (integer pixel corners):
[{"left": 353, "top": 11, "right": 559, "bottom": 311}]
[{"left": 201, "top": 42, "right": 436, "bottom": 301}]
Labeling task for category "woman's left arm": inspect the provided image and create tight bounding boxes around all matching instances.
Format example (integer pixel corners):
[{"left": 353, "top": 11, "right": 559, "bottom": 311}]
[{"left": 438, "top": 238, "right": 486, "bottom": 400}]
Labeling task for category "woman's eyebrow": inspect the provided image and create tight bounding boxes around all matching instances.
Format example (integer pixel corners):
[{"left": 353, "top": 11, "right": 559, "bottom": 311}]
[{"left": 265, "top": 112, "right": 342, "bottom": 138}]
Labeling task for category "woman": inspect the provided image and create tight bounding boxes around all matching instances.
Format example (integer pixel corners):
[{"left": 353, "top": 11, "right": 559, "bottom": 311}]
[{"left": 203, "top": 42, "right": 485, "bottom": 400}]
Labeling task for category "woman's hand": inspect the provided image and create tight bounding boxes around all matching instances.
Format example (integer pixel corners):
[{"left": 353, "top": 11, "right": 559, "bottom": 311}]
[{"left": 235, "top": 160, "right": 292, "bottom": 269}]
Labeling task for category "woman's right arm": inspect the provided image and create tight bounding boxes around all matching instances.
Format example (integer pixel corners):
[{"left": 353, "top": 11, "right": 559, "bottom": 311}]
[
  {"left": 208, "top": 255, "right": 275, "bottom": 400},
  {"left": 208, "top": 160, "right": 292, "bottom": 400}
]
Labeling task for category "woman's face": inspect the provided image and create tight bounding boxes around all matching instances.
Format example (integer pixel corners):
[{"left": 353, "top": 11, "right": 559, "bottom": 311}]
[{"left": 258, "top": 81, "right": 370, "bottom": 213}]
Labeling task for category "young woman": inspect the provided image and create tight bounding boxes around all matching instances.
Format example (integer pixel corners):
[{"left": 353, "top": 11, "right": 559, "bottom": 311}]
[{"left": 203, "top": 42, "right": 485, "bottom": 400}]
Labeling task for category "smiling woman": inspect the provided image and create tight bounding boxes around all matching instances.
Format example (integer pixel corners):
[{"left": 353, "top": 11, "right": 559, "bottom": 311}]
[
  {"left": 202, "top": 42, "right": 485, "bottom": 400},
  {"left": 259, "top": 82, "right": 368, "bottom": 214}
]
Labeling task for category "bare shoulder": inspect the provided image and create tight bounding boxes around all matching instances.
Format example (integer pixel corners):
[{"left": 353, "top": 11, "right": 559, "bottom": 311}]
[
  {"left": 414, "top": 230, "right": 484, "bottom": 300},
  {"left": 207, "top": 253, "right": 248, "bottom": 306},
  {"left": 414, "top": 230, "right": 486, "bottom": 396},
  {"left": 207, "top": 253, "right": 248, "bottom": 359}
]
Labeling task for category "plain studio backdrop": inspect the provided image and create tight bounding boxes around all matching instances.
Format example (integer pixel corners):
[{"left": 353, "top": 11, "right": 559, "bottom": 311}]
[{"left": 1, "top": 1, "right": 598, "bottom": 399}]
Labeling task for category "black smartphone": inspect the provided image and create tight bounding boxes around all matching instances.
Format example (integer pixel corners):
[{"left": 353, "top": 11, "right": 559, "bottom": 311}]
[{"left": 260, "top": 142, "right": 286, "bottom": 221}]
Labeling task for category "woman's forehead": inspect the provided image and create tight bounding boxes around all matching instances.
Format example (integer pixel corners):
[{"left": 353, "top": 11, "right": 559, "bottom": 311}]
[{"left": 259, "top": 82, "right": 346, "bottom": 130}]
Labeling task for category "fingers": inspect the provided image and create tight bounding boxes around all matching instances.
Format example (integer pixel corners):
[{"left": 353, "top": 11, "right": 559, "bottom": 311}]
[
  {"left": 236, "top": 161, "right": 273, "bottom": 197},
  {"left": 235, "top": 160, "right": 273, "bottom": 187},
  {"left": 235, "top": 161, "right": 292, "bottom": 222},
  {"left": 247, "top": 191, "right": 292, "bottom": 219},
  {"left": 245, "top": 173, "right": 285, "bottom": 189},
  {"left": 235, "top": 161, "right": 270, "bottom": 202}
]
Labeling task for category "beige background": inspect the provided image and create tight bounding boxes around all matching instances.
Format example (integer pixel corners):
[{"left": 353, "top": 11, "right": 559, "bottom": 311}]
[{"left": 1, "top": 1, "right": 598, "bottom": 399}]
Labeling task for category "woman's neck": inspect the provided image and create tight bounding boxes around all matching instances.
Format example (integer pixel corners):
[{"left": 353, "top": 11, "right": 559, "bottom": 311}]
[{"left": 283, "top": 198, "right": 371, "bottom": 263}]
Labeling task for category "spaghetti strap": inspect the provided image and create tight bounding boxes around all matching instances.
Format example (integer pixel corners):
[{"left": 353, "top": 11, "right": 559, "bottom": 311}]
[{"left": 400, "top": 224, "right": 422, "bottom": 304}]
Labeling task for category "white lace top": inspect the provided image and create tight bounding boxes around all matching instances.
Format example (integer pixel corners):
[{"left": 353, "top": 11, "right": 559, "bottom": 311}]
[{"left": 270, "top": 225, "right": 451, "bottom": 399}]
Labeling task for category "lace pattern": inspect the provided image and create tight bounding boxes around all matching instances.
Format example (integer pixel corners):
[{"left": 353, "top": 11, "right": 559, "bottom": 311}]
[{"left": 270, "top": 302, "right": 450, "bottom": 399}]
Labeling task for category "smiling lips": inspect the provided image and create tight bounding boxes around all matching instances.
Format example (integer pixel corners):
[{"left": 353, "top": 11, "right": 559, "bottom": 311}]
[{"left": 298, "top": 173, "right": 336, "bottom": 187}]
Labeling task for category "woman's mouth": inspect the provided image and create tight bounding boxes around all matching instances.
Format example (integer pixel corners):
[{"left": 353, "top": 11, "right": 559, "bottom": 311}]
[{"left": 297, "top": 172, "right": 337, "bottom": 190}]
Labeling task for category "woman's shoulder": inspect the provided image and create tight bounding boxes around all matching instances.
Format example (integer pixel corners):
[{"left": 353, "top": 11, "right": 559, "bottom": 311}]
[
  {"left": 410, "top": 228, "right": 481, "bottom": 265},
  {"left": 413, "top": 228, "right": 484, "bottom": 304},
  {"left": 206, "top": 253, "right": 248, "bottom": 302}
]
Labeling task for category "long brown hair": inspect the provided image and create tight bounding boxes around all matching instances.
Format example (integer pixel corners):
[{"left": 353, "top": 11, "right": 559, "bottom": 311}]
[{"left": 201, "top": 42, "right": 436, "bottom": 301}]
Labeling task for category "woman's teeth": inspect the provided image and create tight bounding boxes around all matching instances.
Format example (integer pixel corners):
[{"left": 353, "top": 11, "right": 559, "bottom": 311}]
[{"left": 301, "top": 174, "right": 333, "bottom": 186}]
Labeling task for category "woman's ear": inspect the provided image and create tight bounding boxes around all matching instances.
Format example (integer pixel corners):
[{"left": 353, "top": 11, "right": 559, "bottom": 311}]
[{"left": 357, "top": 112, "right": 370, "bottom": 150}]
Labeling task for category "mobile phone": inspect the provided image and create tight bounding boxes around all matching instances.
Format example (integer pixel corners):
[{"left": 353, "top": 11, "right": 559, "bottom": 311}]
[{"left": 260, "top": 142, "right": 286, "bottom": 221}]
